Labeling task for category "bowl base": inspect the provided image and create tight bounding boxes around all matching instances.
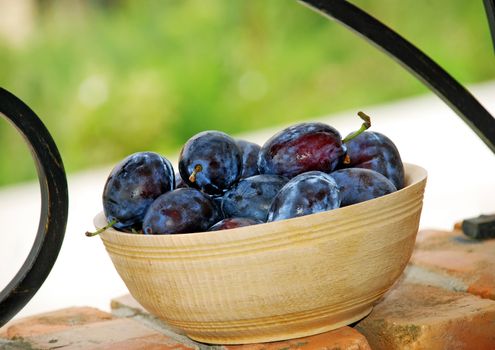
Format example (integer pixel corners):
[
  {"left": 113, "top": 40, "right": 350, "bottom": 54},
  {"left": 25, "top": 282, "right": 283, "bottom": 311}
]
[{"left": 184, "top": 304, "right": 373, "bottom": 345}]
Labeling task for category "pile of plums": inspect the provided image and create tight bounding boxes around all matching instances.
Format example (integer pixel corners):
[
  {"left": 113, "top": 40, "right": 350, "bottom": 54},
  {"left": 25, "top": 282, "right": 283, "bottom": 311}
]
[{"left": 92, "top": 112, "right": 404, "bottom": 235}]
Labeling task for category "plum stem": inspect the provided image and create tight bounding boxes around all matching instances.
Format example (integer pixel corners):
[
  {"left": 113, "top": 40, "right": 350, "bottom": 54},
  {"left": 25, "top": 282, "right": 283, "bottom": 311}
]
[
  {"left": 85, "top": 219, "right": 117, "bottom": 237},
  {"left": 189, "top": 164, "right": 203, "bottom": 183},
  {"left": 342, "top": 111, "right": 372, "bottom": 143},
  {"left": 343, "top": 154, "right": 351, "bottom": 165}
]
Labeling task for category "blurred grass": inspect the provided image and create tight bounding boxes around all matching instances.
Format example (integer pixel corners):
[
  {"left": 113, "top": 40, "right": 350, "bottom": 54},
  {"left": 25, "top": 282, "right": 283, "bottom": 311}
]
[{"left": 1, "top": 0, "right": 494, "bottom": 186}]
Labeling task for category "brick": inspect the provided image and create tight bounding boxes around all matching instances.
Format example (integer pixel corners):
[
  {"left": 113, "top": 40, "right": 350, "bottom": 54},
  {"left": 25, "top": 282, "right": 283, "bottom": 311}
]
[
  {"left": 467, "top": 273, "right": 495, "bottom": 300},
  {"left": 96, "top": 334, "right": 198, "bottom": 350},
  {"left": 19, "top": 317, "right": 197, "bottom": 350},
  {"left": 356, "top": 283, "right": 495, "bottom": 350},
  {"left": 403, "top": 265, "right": 468, "bottom": 293},
  {"left": 414, "top": 229, "right": 495, "bottom": 253},
  {"left": 111, "top": 295, "right": 371, "bottom": 350},
  {"left": 1, "top": 306, "right": 199, "bottom": 349},
  {"left": 111, "top": 294, "right": 203, "bottom": 349},
  {"left": 223, "top": 327, "right": 371, "bottom": 350},
  {"left": 411, "top": 229, "right": 495, "bottom": 300},
  {"left": 0, "top": 307, "right": 113, "bottom": 339},
  {"left": 415, "top": 229, "right": 456, "bottom": 245},
  {"left": 0, "top": 338, "right": 36, "bottom": 350},
  {"left": 111, "top": 294, "right": 149, "bottom": 317}
]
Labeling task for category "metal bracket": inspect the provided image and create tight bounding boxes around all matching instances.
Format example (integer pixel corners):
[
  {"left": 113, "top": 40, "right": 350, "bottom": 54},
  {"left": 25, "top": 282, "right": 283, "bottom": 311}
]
[
  {"left": 484, "top": 0, "right": 495, "bottom": 53},
  {"left": 0, "top": 88, "right": 68, "bottom": 327},
  {"left": 299, "top": 0, "right": 495, "bottom": 153}
]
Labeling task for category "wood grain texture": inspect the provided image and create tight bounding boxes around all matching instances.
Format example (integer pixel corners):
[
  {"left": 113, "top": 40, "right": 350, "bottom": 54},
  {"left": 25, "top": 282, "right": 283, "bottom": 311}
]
[{"left": 95, "top": 163, "right": 427, "bottom": 344}]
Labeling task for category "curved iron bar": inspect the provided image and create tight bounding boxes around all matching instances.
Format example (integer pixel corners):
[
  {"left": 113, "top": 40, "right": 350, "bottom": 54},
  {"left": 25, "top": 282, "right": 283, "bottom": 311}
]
[
  {"left": 299, "top": 0, "right": 495, "bottom": 153},
  {"left": 484, "top": 0, "right": 495, "bottom": 52},
  {"left": 0, "top": 88, "right": 68, "bottom": 327}
]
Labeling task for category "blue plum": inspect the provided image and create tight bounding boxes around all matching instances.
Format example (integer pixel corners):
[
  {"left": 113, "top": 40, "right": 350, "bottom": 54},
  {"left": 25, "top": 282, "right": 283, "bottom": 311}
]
[
  {"left": 267, "top": 171, "right": 341, "bottom": 222},
  {"left": 174, "top": 172, "right": 187, "bottom": 189},
  {"left": 208, "top": 217, "right": 263, "bottom": 231},
  {"left": 221, "top": 174, "right": 288, "bottom": 222},
  {"left": 236, "top": 139, "right": 261, "bottom": 178},
  {"left": 330, "top": 168, "right": 396, "bottom": 206},
  {"left": 142, "top": 188, "right": 220, "bottom": 234},
  {"left": 258, "top": 122, "right": 346, "bottom": 178},
  {"left": 211, "top": 195, "right": 225, "bottom": 221},
  {"left": 343, "top": 131, "right": 405, "bottom": 189},
  {"left": 179, "top": 131, "right": 242, "bottom": 196},
  {"left": 102, "top": 151, "right": 174, "bottom": 231}
]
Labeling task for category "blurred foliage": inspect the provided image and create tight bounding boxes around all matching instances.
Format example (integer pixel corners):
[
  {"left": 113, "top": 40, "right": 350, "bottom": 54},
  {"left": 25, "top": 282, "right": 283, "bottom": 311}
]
[{"left": 1, "top": 0, "right": 494, "bottom": 186}]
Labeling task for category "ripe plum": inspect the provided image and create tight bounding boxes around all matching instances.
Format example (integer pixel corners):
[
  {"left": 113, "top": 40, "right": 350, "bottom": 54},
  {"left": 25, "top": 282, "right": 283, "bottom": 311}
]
[
  {"left": 236, "top": 139, "right": 261, "bottom": 178},
  {"left": 267, "top": 171, "right": 341, "bottom": 222},
  {"left": 179, "top": 131, "right": 242, "bottom": 195},
  {"left": 208, "top": 217, "right": 263, "bottom": 231},
  {"left": 102, "top": 152, "right": 174, "bottom": 230},
  {"left": 211, "top": 195, "right": 225, "bottom": 221},
  {"left": 174, "top": 172, "right": 187, "bottom": 189},
  {"left": 258, "top": 122, "right": 345, "bottom": 178},
  {"left": 343, "top": 131, "right": 405, "bottom": 189},
  {"left": 330, "top": 168, "right": 396, "bottom": 206},
  {"left": 142, "top": 188, "right": 220, "bottom": 234},
  {"left": 222, "top": 174, "right": 287, "bottom": 222}
]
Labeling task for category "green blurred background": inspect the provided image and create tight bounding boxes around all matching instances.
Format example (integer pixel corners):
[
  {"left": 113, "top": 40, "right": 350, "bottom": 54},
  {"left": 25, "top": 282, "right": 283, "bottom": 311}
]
[{"left": 1, "top": 0, "right": 494, "bottom": 187}]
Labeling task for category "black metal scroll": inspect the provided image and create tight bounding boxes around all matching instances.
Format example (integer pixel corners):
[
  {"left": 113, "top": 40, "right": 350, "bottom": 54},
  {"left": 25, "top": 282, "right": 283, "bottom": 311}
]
[
  {"left": 0, "top": 88, "right": 68, "bottom": 327},
  {"left": 484, "top": 0, "right": 495, "bottom": 52},
  {"left": 299, "top": 0, "right": 495, "bottom": 154}
]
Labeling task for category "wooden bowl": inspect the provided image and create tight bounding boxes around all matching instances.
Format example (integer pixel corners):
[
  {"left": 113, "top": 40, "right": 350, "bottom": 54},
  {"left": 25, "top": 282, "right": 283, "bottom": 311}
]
[{"left": 94, "top": 163, "right": 427, "bottom": 344}]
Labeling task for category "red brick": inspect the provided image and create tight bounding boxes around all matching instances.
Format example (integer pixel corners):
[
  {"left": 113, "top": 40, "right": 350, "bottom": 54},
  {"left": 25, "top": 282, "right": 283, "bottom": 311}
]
[
  {"left": 412, "top": 249, "right": 487, "bottom": 273},
  {"left": 112, "top": 295, "right": 370, "bottom": 349},
  {"left": 415, "top": 229, "right": 455, "bottom": 245},
  {"left": 22, "top": 317, "right": 197, "bottom": 350},
  {"left": 223, "top": 327, "right": 371, "bottom": 350},
  {"left": 96, "top": 334, "right": 198, "bottom": 350},
  {"left": 356, "top": 283, "right": 495, "bottom": 350},
  {"left": 111, "top": 294, "right": 191, "bottom": 339},
  {"left": 111, "top": 293, "right": 149, "bottom": 316},
  {"left": 0, "top": 307, "right": 113, "bottom": 338},
  {"left": 414, "top": 229, "right": 495, "bottom": 254},
  {"left": 411, "top": 229, "right": 495, "bottom": 300},
  {"left": 467, "top": 273, "right": 495, "bottom": 300}
]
